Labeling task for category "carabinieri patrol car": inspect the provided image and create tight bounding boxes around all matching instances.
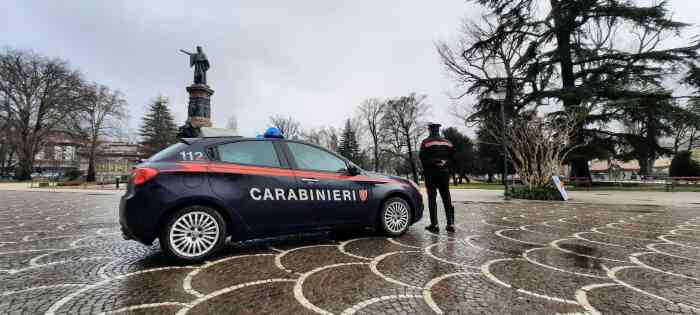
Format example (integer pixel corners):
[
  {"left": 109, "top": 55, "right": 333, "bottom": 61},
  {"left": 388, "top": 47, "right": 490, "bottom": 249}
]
[{"left": 120, "top": 129, "right": 424, "bottom": 262}]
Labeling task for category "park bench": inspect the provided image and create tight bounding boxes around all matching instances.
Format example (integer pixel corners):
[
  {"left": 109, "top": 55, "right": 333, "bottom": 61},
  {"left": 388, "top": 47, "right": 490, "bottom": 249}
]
[
  {"left": 31, "top": 176, "right": 51, "bottom": 188},
  {"left": 665, "top": 177, "right": 700, "bottom": 192},
  {"left": 563, "top": 177, "right": 592, "bottom": 189}
]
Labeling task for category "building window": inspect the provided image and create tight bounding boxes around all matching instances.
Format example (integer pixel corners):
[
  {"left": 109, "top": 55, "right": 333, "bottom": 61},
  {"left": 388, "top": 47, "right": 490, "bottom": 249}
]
[{"left": 53, "top": 146, "right": 76, "bottom": 161}]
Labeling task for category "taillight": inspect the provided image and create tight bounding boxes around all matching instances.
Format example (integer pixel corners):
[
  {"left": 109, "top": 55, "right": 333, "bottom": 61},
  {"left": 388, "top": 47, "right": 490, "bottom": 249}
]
[{"left": 131, "top": 168, "right": 159, "bottom": 185}]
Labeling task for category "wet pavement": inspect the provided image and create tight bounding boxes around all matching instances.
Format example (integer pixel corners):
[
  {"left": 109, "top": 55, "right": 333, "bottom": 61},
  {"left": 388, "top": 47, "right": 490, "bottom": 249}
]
[{"left": 0, "top": 191, "right": 699, "bottom": 314}]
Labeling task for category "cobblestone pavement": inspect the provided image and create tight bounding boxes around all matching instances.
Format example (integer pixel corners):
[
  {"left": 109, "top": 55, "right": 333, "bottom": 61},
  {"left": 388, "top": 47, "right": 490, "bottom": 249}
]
[{"left": 1, "top": 191, "right": 699, "bottom": 314}]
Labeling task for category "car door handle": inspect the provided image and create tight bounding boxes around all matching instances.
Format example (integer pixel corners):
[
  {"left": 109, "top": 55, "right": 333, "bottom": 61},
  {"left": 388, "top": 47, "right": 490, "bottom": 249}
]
[{"left": 301, "top": 178, "right": 319, "bottom": 183}]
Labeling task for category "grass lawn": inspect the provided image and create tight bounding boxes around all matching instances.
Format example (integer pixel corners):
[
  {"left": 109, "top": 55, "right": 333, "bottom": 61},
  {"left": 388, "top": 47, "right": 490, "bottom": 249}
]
[
  {"left": 448, "top": 182, "right": 507, "bottom": 190},
  {"left": 566, "top": 184, "right": 700, "bottom": 192},
  {"left": 442, "top": 181, "right": 700, "bottom": 192}
]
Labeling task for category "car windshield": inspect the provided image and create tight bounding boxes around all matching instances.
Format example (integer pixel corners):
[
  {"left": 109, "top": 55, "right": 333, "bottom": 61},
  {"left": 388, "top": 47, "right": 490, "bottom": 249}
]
[{"left": 147, "top": 143, "right": 188, "bottom": 161}]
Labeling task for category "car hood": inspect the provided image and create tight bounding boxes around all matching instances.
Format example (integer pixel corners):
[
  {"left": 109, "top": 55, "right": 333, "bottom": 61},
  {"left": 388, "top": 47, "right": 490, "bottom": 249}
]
[{"left": 363, "top": 171, "right": 411, "bottom": 184}]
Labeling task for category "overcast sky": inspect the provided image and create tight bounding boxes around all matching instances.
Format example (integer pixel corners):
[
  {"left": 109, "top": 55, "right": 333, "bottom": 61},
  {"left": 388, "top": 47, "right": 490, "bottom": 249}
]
[{"left": 3, "top": 1, "right": 699, "bottom": 138}]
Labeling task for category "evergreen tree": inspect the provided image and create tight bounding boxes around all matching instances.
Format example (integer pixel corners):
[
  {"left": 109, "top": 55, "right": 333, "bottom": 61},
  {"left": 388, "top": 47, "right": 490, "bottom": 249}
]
[
  {"left": 475, "top": 128, "right": 509, "bottom": 183},
  {"left": 338, "top": 119, "right": 362, "bottom": 166},
  {"left": 616, "top": 91, "right": 677, "bottom": 175},
  {"left": 443, "top": 0, "right": 700, "bottom": 180},
  {"left": 669, "top": 151, "right": 700, "bottom": 177},
  {"left": 442, "top": 127, "right": 475, "bottom": 184},
  {"left": 139, "top": 96, "right": 178, "bottom": 158}
]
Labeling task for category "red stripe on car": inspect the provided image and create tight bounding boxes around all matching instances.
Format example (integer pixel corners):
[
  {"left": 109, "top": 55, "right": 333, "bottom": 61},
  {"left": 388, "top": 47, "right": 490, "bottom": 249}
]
[{"left": 162, "top": 162, "right": 396, "bottom": 184}]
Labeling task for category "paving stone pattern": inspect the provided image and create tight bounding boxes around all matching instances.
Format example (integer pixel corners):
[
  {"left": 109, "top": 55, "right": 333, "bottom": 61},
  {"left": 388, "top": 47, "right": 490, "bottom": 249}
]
[{"left": 0, "top": 191, "right": 699, "bottom": 314}]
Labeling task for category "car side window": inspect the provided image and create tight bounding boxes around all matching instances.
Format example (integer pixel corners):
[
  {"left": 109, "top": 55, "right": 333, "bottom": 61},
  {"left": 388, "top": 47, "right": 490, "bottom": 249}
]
[
  {"left": 216, "top": 141, "right": 281, "bottom": 168},
  {"left": 287, "top": 142, "right": 347, "bottom": 172}
]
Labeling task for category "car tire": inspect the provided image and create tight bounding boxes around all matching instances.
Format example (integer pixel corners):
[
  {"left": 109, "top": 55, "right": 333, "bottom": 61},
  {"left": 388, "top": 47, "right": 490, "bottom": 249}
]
[
  {"left": 378, "top": 197, "right": 412, "bottom": 237},
  {"left": 160, "top": 205, "right": 226, "bottom": 263}
]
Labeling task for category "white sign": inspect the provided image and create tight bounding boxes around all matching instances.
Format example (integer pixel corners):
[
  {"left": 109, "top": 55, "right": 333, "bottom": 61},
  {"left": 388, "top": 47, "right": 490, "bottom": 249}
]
[{"left": 552, "top": 176, "right": 569, "bottom": 201}]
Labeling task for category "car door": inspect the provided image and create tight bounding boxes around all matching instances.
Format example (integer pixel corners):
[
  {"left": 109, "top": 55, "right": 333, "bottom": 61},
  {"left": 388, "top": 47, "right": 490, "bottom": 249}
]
[
  {"left": 208, "top": 139, "right": 315, "bottom": 235},
  {"left": 284, "top": 141, "right": 371, "bottom": 226}
]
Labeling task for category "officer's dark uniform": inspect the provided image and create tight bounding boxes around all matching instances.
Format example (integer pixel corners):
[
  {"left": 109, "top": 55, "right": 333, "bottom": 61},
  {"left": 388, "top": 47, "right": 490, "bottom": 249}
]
[{"left": 419, "top": 123, "right": 456, "bottom": 233}]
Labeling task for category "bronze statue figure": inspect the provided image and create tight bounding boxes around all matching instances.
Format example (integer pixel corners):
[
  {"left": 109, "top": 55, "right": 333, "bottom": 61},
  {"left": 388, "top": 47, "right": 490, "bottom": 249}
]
[{"left": 180, "top": 46, "right": 210, "bottom": 84}]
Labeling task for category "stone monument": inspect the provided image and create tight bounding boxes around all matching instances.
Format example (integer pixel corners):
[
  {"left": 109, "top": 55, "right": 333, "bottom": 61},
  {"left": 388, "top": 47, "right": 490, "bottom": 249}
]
[{"left": 177, "top": 46, "right": 214, "bottom": 138}]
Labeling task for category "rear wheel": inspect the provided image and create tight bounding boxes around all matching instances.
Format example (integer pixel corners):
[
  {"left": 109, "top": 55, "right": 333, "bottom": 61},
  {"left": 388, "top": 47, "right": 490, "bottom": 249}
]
[
  {"left": 160, "top": 206, "right": 226, "bottom": 263},
  {"left": 379, "top": 197, "right": 412, "bottom": 237}
]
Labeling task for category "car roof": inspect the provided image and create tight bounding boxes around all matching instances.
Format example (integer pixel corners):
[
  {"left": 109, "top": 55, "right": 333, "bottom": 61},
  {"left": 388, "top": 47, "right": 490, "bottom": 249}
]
[
  {"left": 182, "top": 136, "right": 355, "bottom": 165},
  {"left": 183, "top": 136, "right": 314, "bottom": 147}
]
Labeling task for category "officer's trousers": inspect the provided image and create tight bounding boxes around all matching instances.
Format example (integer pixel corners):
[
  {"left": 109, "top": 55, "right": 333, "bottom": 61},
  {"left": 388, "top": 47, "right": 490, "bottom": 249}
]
[{"left": 425, "top": 172, "right": 454, "bottom": 226}]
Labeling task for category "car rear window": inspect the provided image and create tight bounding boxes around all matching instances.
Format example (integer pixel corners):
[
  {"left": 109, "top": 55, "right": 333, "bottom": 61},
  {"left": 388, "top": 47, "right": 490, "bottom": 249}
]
[
  {"left": 216, "top": 141, "right": 281, "bottom": 168},
  {"left": 147, "top": 143, "right": 188, "bottom": 161}
]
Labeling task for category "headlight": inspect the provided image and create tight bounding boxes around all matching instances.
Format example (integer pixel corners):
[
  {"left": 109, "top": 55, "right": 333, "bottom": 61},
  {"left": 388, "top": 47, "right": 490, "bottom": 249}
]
[{"left": 408, "top": 180, "right": 420, "bottom": 191}]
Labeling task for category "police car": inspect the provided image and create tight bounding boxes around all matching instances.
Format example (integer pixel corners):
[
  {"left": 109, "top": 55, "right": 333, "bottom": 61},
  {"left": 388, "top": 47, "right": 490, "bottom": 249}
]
[{"left": 119, "top": 129, "right": 424, "bottom": 262}]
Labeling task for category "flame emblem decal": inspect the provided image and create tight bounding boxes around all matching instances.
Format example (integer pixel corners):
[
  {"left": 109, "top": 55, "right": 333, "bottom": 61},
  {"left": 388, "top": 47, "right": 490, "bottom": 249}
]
[{"left": 359, "top": 189, "right": 368, "bottom": 202}]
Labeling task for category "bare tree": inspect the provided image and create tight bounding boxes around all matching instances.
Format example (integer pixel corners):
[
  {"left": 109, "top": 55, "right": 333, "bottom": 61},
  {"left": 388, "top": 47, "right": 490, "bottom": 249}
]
[
  {"left": 0, "top": 97, "right": 17, "bottom": 177},
  {"left": 300, "top": 128, "right": 322, "bottom": 145},
  {"left": 485, "top": 112, "right": 582, "bottom": 189},
  {"left": 437, "top": 16, "right": 547, "bottom": 124},
  {"left": 300, "top": 126, "right": 339, "bottom": 151},
  {"left": 319, "top": 126, "right": 340, "bottom": 152},
  {"left": 670, "top": 100, "right": 700, "bottom": 153},
  {"left": 382, "top": 93, "right": 429, "bottom": 182},
  {"left": 67, "top": 83, "right": 127, "bottom": 182},
  {"left": 269, "top": 114, "right": 300, "bottom": 139},
  {"left": 0, "top": 49, "right": 84, "bottom": 180},
  {"left": 358, "top": 98, "right": 385, "bottom": 171}
]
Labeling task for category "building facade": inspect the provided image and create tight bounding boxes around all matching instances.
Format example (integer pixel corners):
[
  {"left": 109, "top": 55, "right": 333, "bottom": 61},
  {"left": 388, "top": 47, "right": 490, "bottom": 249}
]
[
  {"left": 2, "top": 132, "right": 143, "bottom": 179},
  {"left": 78, "top": 142, "right": 142, "bottom": 179}
]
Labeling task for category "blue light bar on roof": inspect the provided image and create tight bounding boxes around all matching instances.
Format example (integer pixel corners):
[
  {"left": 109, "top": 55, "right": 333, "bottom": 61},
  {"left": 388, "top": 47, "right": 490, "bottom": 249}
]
[{"left": 263, "top": 127, "right": 284, "bottom": 139}]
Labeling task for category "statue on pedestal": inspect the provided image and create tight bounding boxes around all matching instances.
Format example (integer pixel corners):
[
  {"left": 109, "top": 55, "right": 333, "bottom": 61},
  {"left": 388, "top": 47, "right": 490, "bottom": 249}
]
[
  {"left": 179, "top": 46, "right": 210, "bottom": 85},
  {"left": 177, "top": 46, "right": 214, "bottom": 138}
]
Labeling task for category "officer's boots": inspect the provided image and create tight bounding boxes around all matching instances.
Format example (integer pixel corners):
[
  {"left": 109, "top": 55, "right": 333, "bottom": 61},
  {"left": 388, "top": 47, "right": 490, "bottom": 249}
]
[
  {"left": 445, "top": 206, "right": 455, "bottom": 233},
  {"left": 425, "top": 225, "right": 439, "bottom": 233},
  {"left": 426, "top": 204, "right": 440, "bottom": 233}
]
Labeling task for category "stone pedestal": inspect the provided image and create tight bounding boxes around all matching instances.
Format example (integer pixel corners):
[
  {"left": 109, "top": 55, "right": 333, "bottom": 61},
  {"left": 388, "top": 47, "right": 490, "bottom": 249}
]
[
  {"left": 186, "top": 83, "right": 214, "bottom": 127},
  {"left": 178, "top": 84, "right": 214, "bottom": 138}
]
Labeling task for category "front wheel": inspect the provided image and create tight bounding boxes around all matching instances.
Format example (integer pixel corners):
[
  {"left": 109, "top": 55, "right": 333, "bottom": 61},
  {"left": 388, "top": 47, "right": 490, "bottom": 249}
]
[
  {"left": 379, "top": 197, "right": 412, "bottom": 237},
  {"left": 160, "top": 206, "right": 226, "bottom": 263}
]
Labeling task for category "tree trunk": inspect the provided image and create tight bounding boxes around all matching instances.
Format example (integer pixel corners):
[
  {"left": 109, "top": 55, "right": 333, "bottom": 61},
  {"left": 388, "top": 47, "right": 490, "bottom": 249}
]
[
  {"left": 86, "top": 136, "right": 103, "bottom": 182},
  {"left": 673, "top": 137, "right": 680, "bottom": 155},
  {"left": 86, "top": 151, "right": 96, "bottom": 182},
  {"left": 15, "top": 148, "right": 33, "bottom": 180},
  {"left": 487, "top": 173, "right": 493, "bottom": 183},
  {"left": 405, "top": 132, "right": 419, "bottom": 183},
  {"left": 640, "top": 105, "right": 657, "bottom": 176},
  {"left": 638, "top": 156, "right": 649, "bottom": 176},
  {"left": 406, "top": 149, "right": 419, "bottom": 183},
  {"left": 0, "top": 144, "right": 5, "bottom": 177},
  {"left": 373, "top": 140, "right": 380, "bottom": 172},
  {"left": 5, "top": 151, "right": 14, "bottom": 177},
  {"left": 551, "top": 0, "right": 592, "bottom": 181}
]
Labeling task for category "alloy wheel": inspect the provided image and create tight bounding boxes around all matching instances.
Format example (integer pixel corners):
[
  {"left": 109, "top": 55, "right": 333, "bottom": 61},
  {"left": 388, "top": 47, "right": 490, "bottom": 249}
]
[
  {"left": 169, "top": 211, "right": 220, "bottom": 258},
  {"left": 384, "top": 201, "right": 409, "bottom": 233}
]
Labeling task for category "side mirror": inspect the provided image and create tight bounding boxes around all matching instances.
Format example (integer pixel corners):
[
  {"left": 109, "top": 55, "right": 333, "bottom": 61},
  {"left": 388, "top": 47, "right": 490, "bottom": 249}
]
[{"left": 347, "top": 165, "right": 361, "bottom": 176}]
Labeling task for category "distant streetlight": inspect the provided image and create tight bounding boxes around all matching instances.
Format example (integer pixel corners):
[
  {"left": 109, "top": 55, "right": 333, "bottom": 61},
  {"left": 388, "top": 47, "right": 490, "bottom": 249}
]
[{"left": 489, "top": 89, "right": 510, "bottom": 200}]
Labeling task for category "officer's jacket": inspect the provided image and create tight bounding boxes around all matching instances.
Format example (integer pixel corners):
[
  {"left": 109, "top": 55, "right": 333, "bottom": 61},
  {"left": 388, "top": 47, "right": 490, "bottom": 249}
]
[{"left": 419, "top": 136, "right": 455, "bottom": 174}]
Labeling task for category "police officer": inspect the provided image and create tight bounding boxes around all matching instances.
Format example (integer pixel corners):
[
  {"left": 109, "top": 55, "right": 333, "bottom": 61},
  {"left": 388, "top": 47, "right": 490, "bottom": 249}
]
[{"left": 419, "top": 123, "right": 456, "bottom": 233}]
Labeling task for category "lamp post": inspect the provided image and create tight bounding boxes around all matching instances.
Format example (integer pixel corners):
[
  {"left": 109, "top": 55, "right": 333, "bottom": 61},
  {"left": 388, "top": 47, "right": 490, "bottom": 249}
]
[{"left": 491, "top": 90, "right": 510, "bottom": 200}]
